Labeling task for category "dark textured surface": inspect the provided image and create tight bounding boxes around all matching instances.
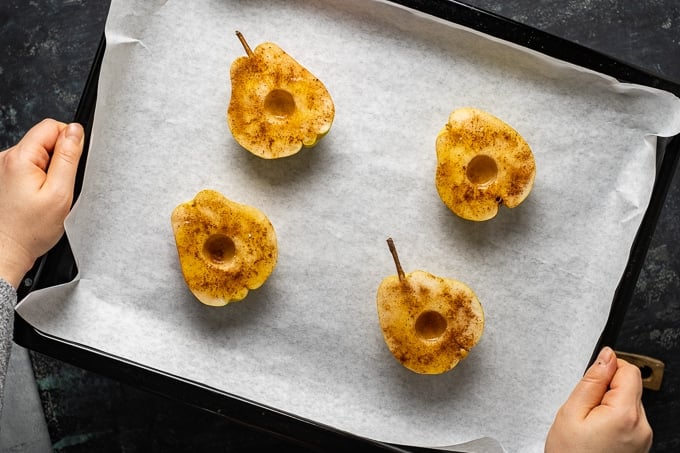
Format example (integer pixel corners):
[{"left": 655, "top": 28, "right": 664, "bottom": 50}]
[
  {"left": 0, "top": 0, "right": 99, "bottom": 147},
  {"left": 31, "top": 352, "right": 308, "bottom": 453},
  {"left": 2, "top": 1, "right": 679, "bottom": 452},
  {"left": 465, "top": 0, "right": 680, "bottom": 84}
]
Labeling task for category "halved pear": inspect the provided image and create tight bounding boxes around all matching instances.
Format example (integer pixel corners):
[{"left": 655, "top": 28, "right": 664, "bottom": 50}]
[
  {"left": 227, "top": 31, "right": 335, "bottom": 159},
  {"left": 376, "top": 238, "right": 484, "bottom": 374},
  {"left": 435, "top": 107, "right": 536, "bottom": 221},
  {"left": 171, "top": 189, "right": 277, "bottom": 306}
]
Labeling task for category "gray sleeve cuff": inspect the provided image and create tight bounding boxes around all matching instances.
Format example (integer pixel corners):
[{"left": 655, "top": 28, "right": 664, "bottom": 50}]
[
  {"left": 0, "top": 278, "right": 18, "bottom": 416},
  {"left": 0, "top": 278, "right": 17, "bottom": 308}
]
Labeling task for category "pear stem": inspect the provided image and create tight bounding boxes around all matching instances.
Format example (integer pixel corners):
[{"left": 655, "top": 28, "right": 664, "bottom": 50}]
[
  {"left": 386, "top": 238, "right": 406, "bottom": 282},
  {"left": 235, "top": 31, "right": 254, "bottom": 57}
]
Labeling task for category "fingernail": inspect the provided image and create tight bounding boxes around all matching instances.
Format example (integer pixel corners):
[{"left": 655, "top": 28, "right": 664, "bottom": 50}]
[
  {"left": 596, "top": 346, "right": 614, "bottom": 366},
  {"left": 65, "top": 123, "right": 83, "bottom": 141}
]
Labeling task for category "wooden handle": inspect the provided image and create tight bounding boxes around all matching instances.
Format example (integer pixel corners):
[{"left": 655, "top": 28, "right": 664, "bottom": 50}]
[{"left": 615, "top": 351, "right": 665, "bottom": 391}]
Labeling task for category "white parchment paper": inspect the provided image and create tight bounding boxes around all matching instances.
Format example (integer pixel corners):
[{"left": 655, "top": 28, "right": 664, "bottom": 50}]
[{"left": 18, "top": 0, "right": 680, "bottom": 451}]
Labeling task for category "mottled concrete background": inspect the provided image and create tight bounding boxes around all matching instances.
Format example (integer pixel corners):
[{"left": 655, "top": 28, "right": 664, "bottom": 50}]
[{"left": 1, "top": 1, "right": 678, "bottom": 451}]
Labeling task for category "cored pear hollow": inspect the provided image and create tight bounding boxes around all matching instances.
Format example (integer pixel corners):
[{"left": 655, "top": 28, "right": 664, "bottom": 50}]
[
  {"left": 435, "top": 107, "right": 536, "bottom": 221},
  {"left": 171, "top": 189, "right": 277, "bottom": 306},
  {"left": 376, "top": 238, "right": 484, "bottom": 374},
  {"left": 227, "top": 31, "right": 335, "bottom": 159}
]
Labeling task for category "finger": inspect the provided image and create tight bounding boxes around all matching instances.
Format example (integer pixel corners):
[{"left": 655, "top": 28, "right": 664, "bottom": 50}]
[
  {"left": 639, "top": 400, "right": 653, "bottom": 450},
  {"left": 43, "top": 123, "right": 84, "bottom": 201},
  {"left": 601, "top": 358, "right": 644, "bottom": 409},
  {"left": 16, "top": 119, "right": 67, "bottom": 169},
  {"left": 561, "top": 347, "right": 618, "bottom": 419}
]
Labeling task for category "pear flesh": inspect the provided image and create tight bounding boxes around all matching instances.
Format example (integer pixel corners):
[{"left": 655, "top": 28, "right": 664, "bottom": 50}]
[
  {"left": 171, "top": 189, "right": 277, "bottom": 306},
  {"left": 436, "top": 107, "right": 536, "bottom": 221},
  {"left": 377, "top": 239, "right": 484, "bottom": 374},
  {"left": 227, "top": 32, "right": 335, "bottom": 159}
]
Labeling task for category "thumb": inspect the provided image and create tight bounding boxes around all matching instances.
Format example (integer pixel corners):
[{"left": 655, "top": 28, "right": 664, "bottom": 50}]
[
  {"left": 44, "top": 122, "right": 84, "bottom": 201},
  {"left": 562, "top": 346, "right": 618, "bottom": 420}
]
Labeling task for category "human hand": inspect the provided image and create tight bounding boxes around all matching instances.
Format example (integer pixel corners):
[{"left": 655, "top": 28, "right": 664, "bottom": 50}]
[
  {"left": 0, "top": 119, "right": 84, "bottom": 288},
  {"left": 545, "top": 346, "right": 653, "bottom": 453}
]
